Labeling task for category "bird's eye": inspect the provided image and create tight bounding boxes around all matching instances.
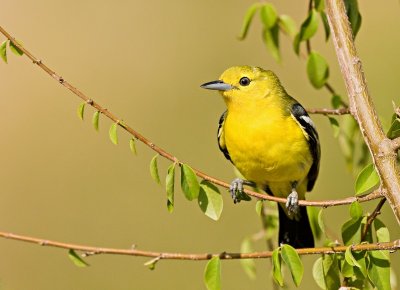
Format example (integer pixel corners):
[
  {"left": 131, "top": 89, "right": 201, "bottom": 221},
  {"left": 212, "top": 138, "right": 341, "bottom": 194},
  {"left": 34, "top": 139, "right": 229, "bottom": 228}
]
[{"left": 239, "top": 77, "right": 251, "bottom": 86}]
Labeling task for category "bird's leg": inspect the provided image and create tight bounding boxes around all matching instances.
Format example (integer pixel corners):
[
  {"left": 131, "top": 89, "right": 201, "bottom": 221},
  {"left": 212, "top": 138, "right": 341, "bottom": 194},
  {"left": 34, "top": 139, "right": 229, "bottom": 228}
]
[
  {"left": 229, "top": 178, "right": 254, "bottom": 203},
  {"left": 286, "top": 181, "right": 299, "bottom": 216}
]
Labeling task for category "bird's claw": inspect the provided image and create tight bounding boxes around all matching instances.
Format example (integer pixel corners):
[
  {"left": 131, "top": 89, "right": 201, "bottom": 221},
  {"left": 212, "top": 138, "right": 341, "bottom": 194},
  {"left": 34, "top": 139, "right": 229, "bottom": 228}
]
[
  {"left": 286, "top": 190, "right": 299, "bottom": 216},
  {"left": 229, "top": 178, "right": 252, "bottom": 203}
]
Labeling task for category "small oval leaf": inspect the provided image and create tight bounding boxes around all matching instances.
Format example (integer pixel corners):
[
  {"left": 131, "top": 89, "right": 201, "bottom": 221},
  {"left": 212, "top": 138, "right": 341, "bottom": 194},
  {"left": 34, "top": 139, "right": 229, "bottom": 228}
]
[
  {"left": 150, "top": 154, "right": 161, "bottom": 185},
  {"left": 312, "top": 257, "right": 326, "bottom": 289},
  {"left": 272, "top": 248, "right": 284, "bottom": 287},
  {"left": 204, "top": 257, "right": 221, "bottom": 290},
  {"left": 279, "top": 15, "right": 297, "bottom": 37},
  {"left": 109, "top": 122, "right": 118, "bottom": 145},
  {"left": 355, "top": 163, "right": 380, "bottom": 195},
  {"left": 68, "top": 249, "right": 89, "bottom": 267},
  {"left": 77, "top": 102, "right": 85, "bottom": 121},
  {"left": 299, "top": 9, "right": 319, "bottom": 41},
  {"left": 0, "top": 40, "right": 7, "bottom": 63},
  {"left": 307, "top": 51, "right": 329, "bottom": 89},
  {"left": 92, "top": 111, "right": 100, "bottom": 131},
  {"left": 374, "top": 218, "right": 390, "bottom": 243},
  {"left": 9, "top": 39, "right": 24, "bottom": 56},
  {"left": 260, "top": 3, "right": 278, "bottom": 29},
  {"left": 255, "top": 200, "right": 263, "bottom": 216},
  {"left": 198, "top": 180, "right": 223, "bottom": 221},
  {"left": 129, "top": 138, "right": 137, "bottom": 155},
  {"left": 263, "top": 25, "right": 280, "bottom": 62},
  {"left": 368, "top": 250, "right": 391, "bottom": 290},
  {"left": 238, "top": 3, "right": 260, "bottom": 40},
  {"left": 166, "top": 162, "right": 176, "bottom": 212},
  {"left": 281, "top": 244, "right": 303, "bottom": 287},
  {"left": 180, "top": 164, "right": 200, "bottom": 201},
  {"left": 349, "top": 201, "right": 363, "bottom": 219}
]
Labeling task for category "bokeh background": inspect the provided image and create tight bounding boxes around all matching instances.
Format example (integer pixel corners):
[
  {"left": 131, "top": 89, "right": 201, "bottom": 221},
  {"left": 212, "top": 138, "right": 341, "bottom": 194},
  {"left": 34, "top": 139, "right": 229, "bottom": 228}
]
[{"left": 0, "top": 1, "right": 399, "bottom": 289}]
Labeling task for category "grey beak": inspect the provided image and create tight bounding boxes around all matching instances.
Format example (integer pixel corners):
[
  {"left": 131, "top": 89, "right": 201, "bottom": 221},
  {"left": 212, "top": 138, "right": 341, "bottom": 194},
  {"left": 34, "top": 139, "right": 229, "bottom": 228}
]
[{"left": 200, "top": 80, "right": 233, "bottom": 91}]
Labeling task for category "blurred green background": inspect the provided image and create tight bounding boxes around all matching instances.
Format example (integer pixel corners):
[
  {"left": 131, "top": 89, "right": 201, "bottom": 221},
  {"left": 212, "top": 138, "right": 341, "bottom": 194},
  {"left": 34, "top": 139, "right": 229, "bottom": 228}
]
[{"left": 0, "top": 1, "right": 399, "bottom": 289}]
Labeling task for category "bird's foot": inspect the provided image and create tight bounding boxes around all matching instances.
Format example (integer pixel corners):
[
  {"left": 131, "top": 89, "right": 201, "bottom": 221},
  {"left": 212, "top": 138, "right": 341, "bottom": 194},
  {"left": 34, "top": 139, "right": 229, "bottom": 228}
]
[
  {"left": 286, "top": 189, "right": 299, "bottom": 216},
  {"left": 229, "top": 178, "right": 253, "bottom": 203}
]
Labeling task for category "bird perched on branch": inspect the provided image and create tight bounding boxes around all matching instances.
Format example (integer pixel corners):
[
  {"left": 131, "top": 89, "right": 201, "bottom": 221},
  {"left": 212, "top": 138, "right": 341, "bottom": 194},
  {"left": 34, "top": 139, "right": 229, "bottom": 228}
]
[{"left": 201, "top": 66, "right": 320, "bottom": 248}]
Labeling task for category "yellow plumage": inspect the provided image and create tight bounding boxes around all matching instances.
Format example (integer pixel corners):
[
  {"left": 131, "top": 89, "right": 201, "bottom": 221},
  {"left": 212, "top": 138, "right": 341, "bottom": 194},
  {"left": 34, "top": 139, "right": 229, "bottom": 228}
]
[{"left": 202, "top": 66, "right": 320, "bottom": 248}]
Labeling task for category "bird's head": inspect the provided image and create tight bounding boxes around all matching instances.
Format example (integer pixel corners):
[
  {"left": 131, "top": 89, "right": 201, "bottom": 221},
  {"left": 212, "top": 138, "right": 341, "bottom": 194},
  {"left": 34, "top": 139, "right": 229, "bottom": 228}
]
[{"left": 201, "top": 66, "right": 285, "bottom": 106}]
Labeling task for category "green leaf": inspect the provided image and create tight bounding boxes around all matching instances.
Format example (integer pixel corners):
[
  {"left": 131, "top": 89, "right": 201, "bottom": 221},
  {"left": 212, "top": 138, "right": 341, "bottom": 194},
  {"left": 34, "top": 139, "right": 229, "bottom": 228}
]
[
  {"left": 293, "top": 33, "right": 301, "bottom": 55},
  {"left": 374, "top": 218, "right": 390, "bottom": 243},
  {"left": 204, "top": 257, "right": 221, "bottom": 290},
  {"left": 281, "top": 244, "right": 303, "bottom": 287},
  {"left": 328, "top": 117, "right": 340, "bottom": 138},
  {"left": 144, "top": 257, "right": 160, "bottom": 270},
  {"left": 180, "top": 164, "right": 200, "bottom": 201},
  {"left": 278, "top": 15, "right": 297, "bottom": 37},
  {"left": 9, "top": 39, "right": 23, "bottom": 56},
  {"left": 307, "top": 51, "right": 329, "bottom": 89},
  {"left": 341, "top": 217, "right": 362, "bottom": 245},
  {"left": 322, "top": 254, "right": 340, "bottom": 290},
  {"left": 272, "top": 248, "right": 284, "bottom": 287},
  {"left": 240, "top": 238, "right": 256, "bottom": 280},
  {"left": 255, "top": 200, "right": 263, "bottom": 216},
  {"left": 331, "top": 94, "right": 343, "bottom": 109},
  {"left": 109, "top": 123, "right": 118, "bottom": 145},
  {"left": 345, "top": 246, "right": 362, "bottom": 269},
  {"left": 92, "top": 111, "right": 100, "bottom": 131},
  {"left": 319, "top": 11, "right": 330, "bottom": 41},
  {"left": 238, "top": 3, "right": 260, "bottom": 40},
  {"left": 299, "top": 9, "right": 319, "bottom": 41},
  {"left": 340, "top": 258, "right": 354, "bottom": 278},
  {"left": 260, "top": 3, "right": 278, "bottom": 29},
  {"left": 349, "top": 201, "right": 363, "bottom": 219},
  {"left": 387, "top": 115, "right": 400, "bottom": 139},
  {"left": 352, "top": 251, "right": 368, "bottom": 278},
  {"left": 150, "top": 154, "right": 161, "bottom": 185},
  {"left": 77, "top": 102, "right": 85, "bottom": 121},
  {"left": 315, "top": 0, "right": 325, "bottom": 12},
  {"left": 355, "top": 163, "right": 380, "bottom": 195},
  {"left": 129, "top": 138, "right": 137, "bottom": 155},
  {"left": 68, "top": 249, "right": 89, "bottom": 267},
  {"left": 368, "top": 250, "right": 391, "bottom": 290},
  {"left": 307, "top": 207, "right": 322, "bottom": 240},
  {"left": 312, "top": 257, "right": 326, "bottom": 289},
  {"left": 165, "top": 163, "right": 176, "bottom": 213},
  {"left": 0, "top": 40, "right": 7, "bottom": 63},
  {"left": 344, "top": 0, "right": 362, "bottom": 38},
  {"left": 263, "top": 24, "right": 280, "bottom": 62},
  {"left": 198, "top": 180, "right": 223, "bottom": 220}
]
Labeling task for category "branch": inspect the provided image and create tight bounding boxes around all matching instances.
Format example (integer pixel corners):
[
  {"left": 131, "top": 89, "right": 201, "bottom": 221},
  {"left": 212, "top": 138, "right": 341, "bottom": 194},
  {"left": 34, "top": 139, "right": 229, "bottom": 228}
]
[
  {"left": 326, "top": 0, "right": 400, "bottom": 224},
  {"left": 392, "top": 137, "right": 400, "bottom": 151},
  {"left": 0, "top": 25, "right": 381, "bottom": 207},
  {"left": 361, "top": 198, "right": 386, "bottom": 241},
  {"left": 306, "top": 107, "right": 349, "bottom": 116},
  {"left": 0, "top": 230, "right": 399, "bottom": 261}
]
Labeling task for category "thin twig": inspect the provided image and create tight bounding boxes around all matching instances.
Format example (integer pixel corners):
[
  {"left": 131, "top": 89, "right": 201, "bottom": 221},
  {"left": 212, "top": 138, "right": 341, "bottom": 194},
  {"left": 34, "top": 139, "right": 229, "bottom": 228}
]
[
  {"left": 0, "top": 26, "right": 382, "bottom": 207},
  {"left": 306, "top": 107, "right": 350, "bottom": 116},
  {"left": 0, "top": 230, "right": 399, "bottom": 260},
  {"left": 361, "top": 198, "right": 386, "bottom": 241}
]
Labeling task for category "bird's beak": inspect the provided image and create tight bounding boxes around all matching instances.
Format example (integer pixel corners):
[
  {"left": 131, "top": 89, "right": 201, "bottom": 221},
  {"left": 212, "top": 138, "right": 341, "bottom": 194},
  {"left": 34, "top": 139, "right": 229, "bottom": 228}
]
[{"left": 200, "top": 80, "right": 233, "bottom": 91}]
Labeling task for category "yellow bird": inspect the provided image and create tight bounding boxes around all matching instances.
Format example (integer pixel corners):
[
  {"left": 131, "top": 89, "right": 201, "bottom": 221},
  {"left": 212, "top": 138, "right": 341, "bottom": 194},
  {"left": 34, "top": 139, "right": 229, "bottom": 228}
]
[{"left": 201, "top": 66, "right": 320, "bottom": 248}]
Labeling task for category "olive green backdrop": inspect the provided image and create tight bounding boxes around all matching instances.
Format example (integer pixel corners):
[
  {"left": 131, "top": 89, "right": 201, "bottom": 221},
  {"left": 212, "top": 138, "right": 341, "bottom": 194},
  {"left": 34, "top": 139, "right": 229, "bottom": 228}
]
[{"left": 0, "top": 1, "right": 399, "bottom": 289}]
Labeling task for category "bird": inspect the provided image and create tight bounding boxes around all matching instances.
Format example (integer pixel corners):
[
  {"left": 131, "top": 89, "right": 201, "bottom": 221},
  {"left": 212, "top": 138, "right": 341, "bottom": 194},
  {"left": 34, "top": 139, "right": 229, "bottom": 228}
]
[{"left": 201, "top": 66, "right": 320, "bottom": 248}]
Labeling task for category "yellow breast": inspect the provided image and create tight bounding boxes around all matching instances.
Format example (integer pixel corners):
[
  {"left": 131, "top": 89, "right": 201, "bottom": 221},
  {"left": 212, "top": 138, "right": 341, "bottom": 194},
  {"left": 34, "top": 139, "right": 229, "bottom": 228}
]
[{"left": 224, "top": 99, "right": 312, "bottom": 186}]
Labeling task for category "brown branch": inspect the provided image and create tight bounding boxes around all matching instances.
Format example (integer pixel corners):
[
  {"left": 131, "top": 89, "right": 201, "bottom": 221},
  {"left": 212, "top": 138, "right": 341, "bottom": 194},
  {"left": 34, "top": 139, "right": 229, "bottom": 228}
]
[
  {"left": 392, "top": 137, "right": 400, "bottom": 151},
  {"left": 0, "top": 26, "right": 382, "bottom": 207},
  {"left": 361, "top": 198, "right": 386, "bottom": 241},
  {"left": 0, "top": 230, "right": 399, "bottom": 261},
  {"left": 306, "top": 107, "right": 350, "bottom": 116},
  {"left": 326, "top": 0, "right": 400, "bottom": 224}
]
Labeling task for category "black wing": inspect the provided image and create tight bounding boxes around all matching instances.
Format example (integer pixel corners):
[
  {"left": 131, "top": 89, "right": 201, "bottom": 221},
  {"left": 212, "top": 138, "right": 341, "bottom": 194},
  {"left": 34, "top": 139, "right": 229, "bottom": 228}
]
[
  {"left": 217, "top": 110, "right": 232, "bottom": 162},
  {"left": 290, "top": 103, "right": 321, "bottom": 191}
]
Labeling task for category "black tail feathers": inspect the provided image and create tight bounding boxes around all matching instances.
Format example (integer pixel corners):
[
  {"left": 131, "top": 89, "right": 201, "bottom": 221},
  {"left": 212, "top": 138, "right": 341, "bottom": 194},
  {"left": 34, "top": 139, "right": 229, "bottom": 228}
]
[{"left": 277, "top": 205, "right": 314, "bottom": 248}]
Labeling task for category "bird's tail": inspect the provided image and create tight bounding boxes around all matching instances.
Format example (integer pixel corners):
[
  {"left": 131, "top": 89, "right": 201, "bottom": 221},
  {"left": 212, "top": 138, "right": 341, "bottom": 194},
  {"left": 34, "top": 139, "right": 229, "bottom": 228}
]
[{"left": 277, "top": 205, "right": 314, "bottom": 248}]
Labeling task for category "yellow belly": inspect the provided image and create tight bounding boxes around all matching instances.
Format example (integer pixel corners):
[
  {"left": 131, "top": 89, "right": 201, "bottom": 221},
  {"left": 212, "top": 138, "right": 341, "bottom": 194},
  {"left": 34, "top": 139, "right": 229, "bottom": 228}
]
[{"left": 224, "top": 108, "right": 312, "bottom": 189}]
